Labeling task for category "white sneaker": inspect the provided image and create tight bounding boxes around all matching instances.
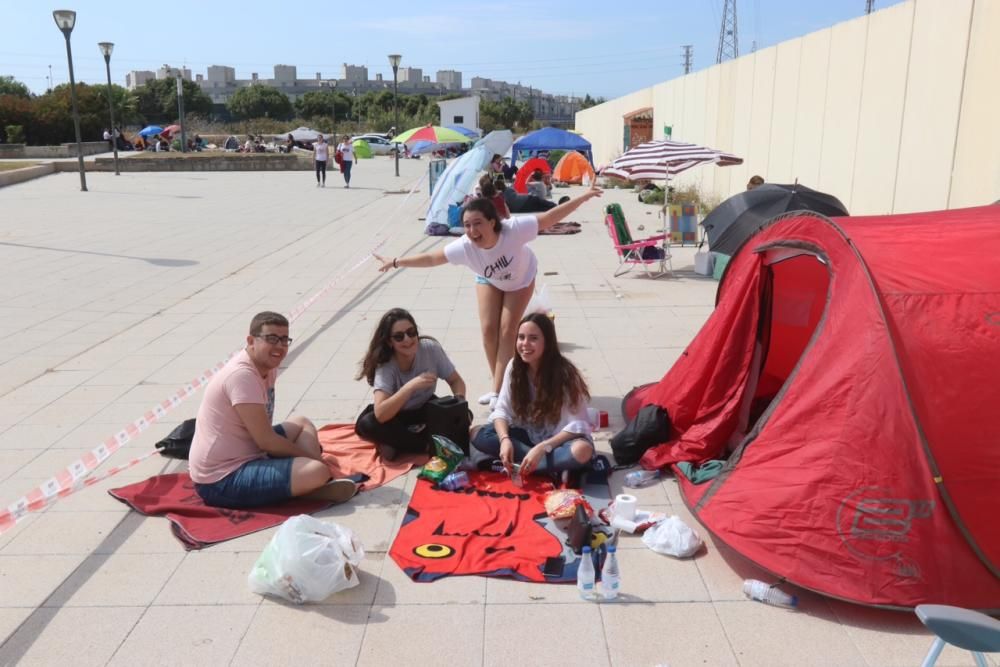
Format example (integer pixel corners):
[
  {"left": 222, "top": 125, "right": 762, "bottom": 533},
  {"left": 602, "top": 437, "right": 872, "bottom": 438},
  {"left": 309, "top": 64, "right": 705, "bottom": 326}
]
[
  {"left": 478, "top": 391, "right": 498, "bottom": 405},
  {"left": 489, "top": 396, "right": 498, "bottom": 410}
]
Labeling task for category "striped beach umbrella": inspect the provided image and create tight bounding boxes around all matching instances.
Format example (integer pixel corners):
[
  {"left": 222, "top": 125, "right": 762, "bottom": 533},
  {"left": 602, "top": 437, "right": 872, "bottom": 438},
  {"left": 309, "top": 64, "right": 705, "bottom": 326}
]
[
  {"left": 603, "top": 140, "right": 742, "bottom": 181},
  {"left": 393, "top": 125, "right": 472, "bottom": 145}
]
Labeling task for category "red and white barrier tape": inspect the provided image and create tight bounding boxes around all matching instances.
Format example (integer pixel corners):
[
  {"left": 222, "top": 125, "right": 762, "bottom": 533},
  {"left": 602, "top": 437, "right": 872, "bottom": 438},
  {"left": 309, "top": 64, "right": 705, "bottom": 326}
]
[{"left": 0, "top": 172, "right": 428, "bottom": 535}]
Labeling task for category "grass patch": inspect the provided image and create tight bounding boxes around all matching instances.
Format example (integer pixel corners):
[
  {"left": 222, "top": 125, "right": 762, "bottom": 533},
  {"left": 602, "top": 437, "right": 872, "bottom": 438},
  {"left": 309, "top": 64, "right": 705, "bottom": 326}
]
[{"left": 0, "top": 161, "right": 39, "bottom": 171}]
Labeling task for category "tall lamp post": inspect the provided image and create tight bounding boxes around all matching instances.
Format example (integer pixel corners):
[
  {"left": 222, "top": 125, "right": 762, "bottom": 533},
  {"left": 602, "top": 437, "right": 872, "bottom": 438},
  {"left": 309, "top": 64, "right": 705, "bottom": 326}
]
[
  {"left": 53, "top": 10, "right": 87, "bottom": 192},
  {"left": 97, "top": 42, "right": 119, "bottom": 175},
  {"left": 388, "top": 54, "right": 401, "bottom": 177}
]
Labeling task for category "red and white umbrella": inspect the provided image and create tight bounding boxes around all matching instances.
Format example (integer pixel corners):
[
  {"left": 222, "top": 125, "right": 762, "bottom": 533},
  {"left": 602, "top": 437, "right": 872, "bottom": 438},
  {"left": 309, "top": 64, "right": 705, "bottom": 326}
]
[{"left": 603, "top": 140, "right": 742, "bottom": 181}]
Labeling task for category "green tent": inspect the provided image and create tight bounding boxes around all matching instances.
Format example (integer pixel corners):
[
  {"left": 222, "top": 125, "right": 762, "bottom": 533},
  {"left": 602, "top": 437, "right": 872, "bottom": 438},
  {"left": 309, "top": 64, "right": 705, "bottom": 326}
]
[{"left": 352, "top": 139, "right": 373, "bottom": 159}]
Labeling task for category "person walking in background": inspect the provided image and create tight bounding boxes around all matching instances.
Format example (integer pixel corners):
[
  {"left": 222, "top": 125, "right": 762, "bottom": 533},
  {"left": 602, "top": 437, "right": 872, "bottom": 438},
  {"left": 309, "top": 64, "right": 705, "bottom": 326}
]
[
  {"left": 313, "top": 133, "right": 329, "bottom": 187},
  {"left": 337, "top": 135, "right": 354, "bottom": 188}
]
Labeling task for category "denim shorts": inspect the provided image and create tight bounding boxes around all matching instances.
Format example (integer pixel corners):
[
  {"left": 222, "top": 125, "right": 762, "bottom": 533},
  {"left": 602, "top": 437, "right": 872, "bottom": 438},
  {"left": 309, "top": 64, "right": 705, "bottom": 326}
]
[
  {"left": 194, "top": 425, "right": 294, "bottom": 509},
  {"left": 474, "top": 275, "right": 489, "bottom": 285}
]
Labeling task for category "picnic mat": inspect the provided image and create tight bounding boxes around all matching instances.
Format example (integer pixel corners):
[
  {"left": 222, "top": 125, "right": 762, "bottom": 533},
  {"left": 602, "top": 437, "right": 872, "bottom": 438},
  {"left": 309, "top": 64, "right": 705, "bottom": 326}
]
[
  {"left": 390, "top": 456, "right": 612, "bottom": 583},
  {"left": 109, "top": 423, "right": 422, "bottom": 550},
  {"left": 538, "top": 221, "right": 582, "bottom": 235}
]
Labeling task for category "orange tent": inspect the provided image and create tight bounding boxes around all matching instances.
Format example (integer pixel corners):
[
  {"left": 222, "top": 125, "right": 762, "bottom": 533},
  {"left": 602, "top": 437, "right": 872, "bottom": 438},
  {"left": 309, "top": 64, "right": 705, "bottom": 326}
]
[{"left": 552, "top": 150, "right": 595, "bottom": 184}]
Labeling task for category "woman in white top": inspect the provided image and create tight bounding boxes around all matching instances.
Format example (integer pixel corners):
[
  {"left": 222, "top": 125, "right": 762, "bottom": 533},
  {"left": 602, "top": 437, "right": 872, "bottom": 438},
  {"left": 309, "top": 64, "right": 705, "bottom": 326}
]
[
  {"left": 375, "top": 185, "right": 602, "bottom": 407},
  {"left": 337, "top": 135, "right": 354, "bottom": 188},
  {"left": 313, "top": 134, "right": 329, "bottom": 187},
  {"left": 471, "top": 312, "right": 593, "bottom": 477}
]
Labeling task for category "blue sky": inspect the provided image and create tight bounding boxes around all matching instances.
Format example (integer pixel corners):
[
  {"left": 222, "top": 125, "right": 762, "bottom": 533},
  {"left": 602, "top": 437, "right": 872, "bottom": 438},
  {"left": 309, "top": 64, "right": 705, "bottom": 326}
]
[{"left": 2, "top": 0, "right": 902, "bottom": 99}]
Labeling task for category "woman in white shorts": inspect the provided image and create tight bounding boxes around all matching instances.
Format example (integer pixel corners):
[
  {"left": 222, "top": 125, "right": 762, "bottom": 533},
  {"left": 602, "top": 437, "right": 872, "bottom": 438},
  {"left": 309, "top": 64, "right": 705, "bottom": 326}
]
[{"left": 374, "top": 184, "right": 602, "bottom": 407}]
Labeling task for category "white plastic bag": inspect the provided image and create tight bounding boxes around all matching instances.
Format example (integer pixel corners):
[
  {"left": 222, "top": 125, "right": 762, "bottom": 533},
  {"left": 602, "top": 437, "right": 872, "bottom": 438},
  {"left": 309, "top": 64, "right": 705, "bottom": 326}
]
[
  {"left": 693, "top": 250, "right": 715, "bottom": 276},
  {"left": 641, "top": 515, "right": 703, "bottom": 558},
  {"left": 525, "top": 284, "right": 554, "bottom": 318},
  {"left": 248, "top": 515, "right": 365, "bottom": 604}
]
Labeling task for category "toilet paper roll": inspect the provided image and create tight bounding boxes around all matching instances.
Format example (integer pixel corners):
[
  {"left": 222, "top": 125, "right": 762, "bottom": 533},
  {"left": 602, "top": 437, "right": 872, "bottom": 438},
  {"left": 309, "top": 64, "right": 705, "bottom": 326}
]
[
  {"left": 611, "top": 515, "right": 638, "bottom": 534},
  {"left": 614, "top": 493, "right": 637, "bottom": 521}
]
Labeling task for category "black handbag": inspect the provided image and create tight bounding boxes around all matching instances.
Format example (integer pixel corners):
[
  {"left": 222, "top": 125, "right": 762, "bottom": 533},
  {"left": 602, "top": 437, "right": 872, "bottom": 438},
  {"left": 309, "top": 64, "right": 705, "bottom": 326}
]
[
  {"left": 155, "top": 418, "right": 197, "bottom": 460},
  {"left": 423, "top": 395, "right": 472, "bottom": 455},
  {"left": 610, "top": 404, "right": 671, "bottom": 466},
  {"left": 566, "top": 503, "right": 593, "bottom": 554}
]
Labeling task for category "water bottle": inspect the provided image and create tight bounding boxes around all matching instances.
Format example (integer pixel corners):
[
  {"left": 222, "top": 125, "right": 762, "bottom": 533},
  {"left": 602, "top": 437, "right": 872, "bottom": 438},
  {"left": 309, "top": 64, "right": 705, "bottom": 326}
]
[
  {"left": 623, "top": 469, "right": 661, "bottom": 488},
  {"left": 577, "top": 546, "right": 596, "bottom": 600},
  {"left": 742, "top": 579, "right": 798, "bottom": 609},
  {"left": 439, "top": 470, "right": 469, "bottom": 491},
  {"left": 600, "top": 545, "right": 621, "bottom": 600}
]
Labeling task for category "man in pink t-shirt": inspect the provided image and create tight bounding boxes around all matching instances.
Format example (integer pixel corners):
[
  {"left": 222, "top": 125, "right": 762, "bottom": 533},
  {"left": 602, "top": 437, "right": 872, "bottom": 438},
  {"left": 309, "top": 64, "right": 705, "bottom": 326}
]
[{"left": 188, "top": 311, "right": 356, "bottom": 508}]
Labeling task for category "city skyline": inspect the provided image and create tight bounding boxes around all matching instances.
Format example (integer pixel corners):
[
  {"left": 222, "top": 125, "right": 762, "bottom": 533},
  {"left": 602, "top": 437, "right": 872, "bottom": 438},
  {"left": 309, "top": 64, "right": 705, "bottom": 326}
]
[{"left": 3, "top": 0, "right": 903, "bottom": 100}]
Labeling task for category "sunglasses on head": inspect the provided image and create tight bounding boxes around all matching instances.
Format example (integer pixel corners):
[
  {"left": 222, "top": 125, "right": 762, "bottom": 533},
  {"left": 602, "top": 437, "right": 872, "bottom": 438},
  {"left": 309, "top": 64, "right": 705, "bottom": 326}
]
[{"left": 390, "top": 327, "right": 418, "bottom": 342}]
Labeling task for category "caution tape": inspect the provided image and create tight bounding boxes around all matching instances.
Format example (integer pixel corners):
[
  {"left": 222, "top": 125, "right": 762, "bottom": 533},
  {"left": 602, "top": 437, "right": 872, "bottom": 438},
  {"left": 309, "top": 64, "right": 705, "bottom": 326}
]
[{"left": 0, "top": 172, "right": 428, "bottom": 534}]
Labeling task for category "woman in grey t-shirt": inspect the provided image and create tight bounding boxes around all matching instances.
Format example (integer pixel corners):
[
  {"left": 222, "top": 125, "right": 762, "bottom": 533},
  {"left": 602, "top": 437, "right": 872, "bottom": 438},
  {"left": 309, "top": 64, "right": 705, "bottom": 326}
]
[{"left": 355, "top": 308, "right": 466, "bottom": 460}]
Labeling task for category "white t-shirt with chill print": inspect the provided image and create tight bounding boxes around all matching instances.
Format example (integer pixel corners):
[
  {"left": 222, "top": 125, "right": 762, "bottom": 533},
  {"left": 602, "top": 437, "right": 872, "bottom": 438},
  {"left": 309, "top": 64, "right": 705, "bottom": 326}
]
[{"left": 443, "top": 215, "right": 539, "bottom": 291}]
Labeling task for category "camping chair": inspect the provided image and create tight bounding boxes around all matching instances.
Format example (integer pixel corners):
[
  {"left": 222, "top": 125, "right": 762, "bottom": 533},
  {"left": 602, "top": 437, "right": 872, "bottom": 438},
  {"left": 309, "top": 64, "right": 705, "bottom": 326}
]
[
  {"left": 915, "top": 605, "right": 1000, "bottom": 667},
  {"left": 604, "top": 203, "right": 673, "bottom": 278}
]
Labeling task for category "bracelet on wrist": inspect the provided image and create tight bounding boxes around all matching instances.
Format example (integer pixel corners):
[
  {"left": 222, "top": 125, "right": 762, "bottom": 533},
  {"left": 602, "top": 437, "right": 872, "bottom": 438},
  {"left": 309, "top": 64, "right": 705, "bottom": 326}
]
[
  {"left": 393, "top": 257, "right": 399, "bottom": 269},
  {"left": 499, "top": 435, "right": 512, "bottom": 443}
]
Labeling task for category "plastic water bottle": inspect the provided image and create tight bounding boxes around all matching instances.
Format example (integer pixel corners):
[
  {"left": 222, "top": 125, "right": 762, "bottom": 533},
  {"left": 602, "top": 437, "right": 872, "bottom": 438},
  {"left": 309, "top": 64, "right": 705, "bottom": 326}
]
[
  {"left": 742, "top": 579, "right": 798, "bottom": 609},
  {"left": 624, "top": 469, "right": 661, "bottom": 488},
  {"left": 577, "top": 546, "right": 596, "bottom": 600},
  {"left": 600, "top": 545, "right": 621, "bottom": 600},
  {"left": 439, "top": 471, "right": 469, "bottom": 491}
]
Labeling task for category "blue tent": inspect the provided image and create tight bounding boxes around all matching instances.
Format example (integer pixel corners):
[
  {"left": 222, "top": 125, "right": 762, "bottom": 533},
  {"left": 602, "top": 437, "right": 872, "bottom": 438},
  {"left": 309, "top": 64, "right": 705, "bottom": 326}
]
[{"left": 511, "top": 127, "right": 592, "bottom": 165}]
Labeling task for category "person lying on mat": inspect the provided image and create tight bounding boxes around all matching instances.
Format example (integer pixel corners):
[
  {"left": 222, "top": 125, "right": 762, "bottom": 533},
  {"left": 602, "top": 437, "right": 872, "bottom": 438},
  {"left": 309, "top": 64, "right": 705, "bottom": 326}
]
[
  {"left": 471, "top": 312, "right": 594, "bottom": 479},
  {"left": 373, "top": 184, "right": 602, "bottom": 410},
  {"left": 355, "top": 308, "right": 467, "bottom": 461},
  {"left": 188, "top": 311, "right": 357, "bottom": 509}
]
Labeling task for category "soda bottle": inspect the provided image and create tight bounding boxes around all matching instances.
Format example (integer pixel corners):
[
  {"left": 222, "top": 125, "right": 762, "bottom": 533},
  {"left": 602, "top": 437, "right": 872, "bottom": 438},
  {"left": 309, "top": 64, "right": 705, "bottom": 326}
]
[
  {"left": 742, "top": 579, "right": 798, "bottom": 609},
  {"left": 623, "top": 469, "right": 661, "bottom": 488},
  {"left": 577, "top": 546, "right": 596, "bottom": 600},
  {"left": 600, "top": 545, "right": 621, "bottom": 600}
]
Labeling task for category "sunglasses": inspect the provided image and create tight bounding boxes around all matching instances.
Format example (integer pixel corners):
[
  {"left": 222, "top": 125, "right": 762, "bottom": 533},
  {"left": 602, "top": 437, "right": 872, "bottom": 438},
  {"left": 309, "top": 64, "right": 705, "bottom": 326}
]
[{"left": 389, "top": 327, "right": 418, "bottom": 342}]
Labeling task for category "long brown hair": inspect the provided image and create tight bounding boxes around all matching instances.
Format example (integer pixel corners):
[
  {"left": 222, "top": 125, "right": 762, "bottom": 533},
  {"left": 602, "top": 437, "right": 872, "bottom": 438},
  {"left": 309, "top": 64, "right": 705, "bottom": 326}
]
[
  {"left": 356, "top": 308, "right": 435, "bottom": 385},
  {"left": 509, "top": 313, "right": 589, "bottom": 426}
]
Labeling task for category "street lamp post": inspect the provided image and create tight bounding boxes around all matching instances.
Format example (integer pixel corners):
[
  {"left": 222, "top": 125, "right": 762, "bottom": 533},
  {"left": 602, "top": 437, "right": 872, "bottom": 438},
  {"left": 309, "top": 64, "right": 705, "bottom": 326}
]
[
  {"left": 98, "top": 42, "right": 119, "bottom": 175},
  {"left": 388, "top": 54, "right": 401, "bottom": 177},
  {"left": 53, "top": 10, "right": 87, "bottom": 192}
]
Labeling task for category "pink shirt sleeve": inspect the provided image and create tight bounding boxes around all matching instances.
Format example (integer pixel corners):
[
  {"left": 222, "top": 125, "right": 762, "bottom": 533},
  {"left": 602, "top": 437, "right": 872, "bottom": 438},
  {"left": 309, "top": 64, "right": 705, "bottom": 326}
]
[{"left": 223, "top": 367, "right": 267, "bottom": 406}]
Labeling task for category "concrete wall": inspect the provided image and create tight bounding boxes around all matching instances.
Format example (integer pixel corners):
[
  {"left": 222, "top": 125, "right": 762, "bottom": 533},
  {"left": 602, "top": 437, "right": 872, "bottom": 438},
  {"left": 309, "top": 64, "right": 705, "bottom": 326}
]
[
  {"left": 575, "top": 0, "right": 999, "bottom": 214},
  {"left": 0, "top": 142, "right": 109, "bottom": 159}
]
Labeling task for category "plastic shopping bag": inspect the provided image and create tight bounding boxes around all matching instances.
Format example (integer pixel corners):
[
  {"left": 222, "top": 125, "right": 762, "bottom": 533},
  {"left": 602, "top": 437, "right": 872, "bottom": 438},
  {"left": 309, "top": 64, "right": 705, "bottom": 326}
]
[
  {"left": 641, "top": 515, "right": 703, "bottom": 558},
  {"left": 525, "top": 283, "right": 554, "bottom": 319},
  {"left": 248, "top": 514, "right": 365, "bottom": 604}
]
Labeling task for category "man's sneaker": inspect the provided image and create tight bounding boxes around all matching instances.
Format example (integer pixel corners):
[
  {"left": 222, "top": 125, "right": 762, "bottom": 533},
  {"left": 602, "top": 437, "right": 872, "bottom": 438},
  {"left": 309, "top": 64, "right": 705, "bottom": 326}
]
[
  {"left": 305, "top": 478, "right": 357, "bottom": 504},
  {"left": 478, "top": 391, "right": 498, "bottom": 406}
]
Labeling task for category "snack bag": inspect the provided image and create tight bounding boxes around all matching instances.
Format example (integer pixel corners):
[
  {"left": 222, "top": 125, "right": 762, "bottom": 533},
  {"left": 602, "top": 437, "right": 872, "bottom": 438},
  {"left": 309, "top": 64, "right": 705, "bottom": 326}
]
[
  {"left": 418, "top": 435, "right": 464, "bottom": 483},
  {"left": 543, "top": 489, "right": 594, "bottom": 520}
]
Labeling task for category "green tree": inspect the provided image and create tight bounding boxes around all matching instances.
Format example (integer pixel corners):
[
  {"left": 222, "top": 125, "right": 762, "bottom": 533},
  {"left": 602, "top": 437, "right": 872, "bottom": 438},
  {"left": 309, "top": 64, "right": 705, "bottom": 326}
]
[
  {"left": 294, "top": 89, "right": 351, "bottom": 121},
  {"left": 30, "top": 82, "right": 108, "bottom": 145},
  {"left": 579, "top": 94, "right": 606, "bottom": 110},
  {"left": 133, "top": 78, "right": 213, "bottom": 124},
  {"left": 0, "top": 94, "right": 33, "bottom": 142},
  {"left": 226, "top": 85, "right": 293, "bottom": 120},
  {"left": 0, "top": 75, "right": 31, "bottom": 98},
  {"left": 480, "top": 97, "right": 534, "bottom": 132}
]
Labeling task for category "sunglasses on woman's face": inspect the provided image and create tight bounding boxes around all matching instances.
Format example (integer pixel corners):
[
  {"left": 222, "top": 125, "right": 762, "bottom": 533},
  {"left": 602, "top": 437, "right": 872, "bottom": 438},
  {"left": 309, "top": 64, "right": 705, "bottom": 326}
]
[{"left": 390, "top": 327, "right": 418, "bottom": 342}]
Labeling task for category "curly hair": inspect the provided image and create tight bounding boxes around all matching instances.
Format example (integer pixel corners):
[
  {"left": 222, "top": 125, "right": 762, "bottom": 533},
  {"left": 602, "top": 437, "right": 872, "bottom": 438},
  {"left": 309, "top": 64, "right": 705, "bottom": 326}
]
[
  {"left": 355, "top": 308, "right": 435, "bottom": 385},
  {"left": 509, "top": 313, "right": 589, "bottom": 427}
]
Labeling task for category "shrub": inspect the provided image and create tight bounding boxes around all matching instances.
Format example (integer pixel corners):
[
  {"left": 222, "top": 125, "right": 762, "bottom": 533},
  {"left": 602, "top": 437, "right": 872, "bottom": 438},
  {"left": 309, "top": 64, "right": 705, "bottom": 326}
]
[{"left": 4, "top": 124, "right": 24, "bottom": 143}]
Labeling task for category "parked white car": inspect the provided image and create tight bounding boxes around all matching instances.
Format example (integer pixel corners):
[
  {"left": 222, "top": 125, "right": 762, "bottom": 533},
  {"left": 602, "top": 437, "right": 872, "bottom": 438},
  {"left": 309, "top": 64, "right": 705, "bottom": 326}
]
[{"left": 351, "top": 135, "right": 399, "bottom": 155}]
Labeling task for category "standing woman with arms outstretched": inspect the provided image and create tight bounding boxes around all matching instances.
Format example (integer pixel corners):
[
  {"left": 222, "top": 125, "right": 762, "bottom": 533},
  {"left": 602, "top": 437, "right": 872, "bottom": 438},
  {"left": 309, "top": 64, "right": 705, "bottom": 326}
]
[{"left": 374, "top": 184, "right": 602, "bottom": 408}]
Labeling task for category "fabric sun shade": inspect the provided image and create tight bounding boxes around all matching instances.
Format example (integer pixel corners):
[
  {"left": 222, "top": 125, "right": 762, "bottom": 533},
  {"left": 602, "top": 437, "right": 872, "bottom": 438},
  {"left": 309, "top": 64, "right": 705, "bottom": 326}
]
[{"left": 603, "top": 139, "right": 742, "bottom": 181}]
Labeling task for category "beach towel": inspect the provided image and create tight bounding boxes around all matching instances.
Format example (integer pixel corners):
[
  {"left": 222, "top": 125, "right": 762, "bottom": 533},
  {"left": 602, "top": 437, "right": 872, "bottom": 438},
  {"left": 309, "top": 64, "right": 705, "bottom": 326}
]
[
  {"left": 538, "top": 222, "right": 582, "bottom": 235},
  {"left": 389, "top": 456, "right": 611, "bottom": 583},
  {"left": 109, "top": 423, "right": 421, "bottom": 549}
]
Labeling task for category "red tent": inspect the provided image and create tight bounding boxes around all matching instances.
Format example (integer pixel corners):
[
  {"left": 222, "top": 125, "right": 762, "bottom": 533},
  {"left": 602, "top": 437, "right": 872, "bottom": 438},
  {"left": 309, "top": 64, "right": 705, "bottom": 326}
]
[
  {"left": 626, "top": 207, "right": 1000, "bottom": 610},
  {"left": 513, "top": 157, "right": 551, "bottom": 194}
]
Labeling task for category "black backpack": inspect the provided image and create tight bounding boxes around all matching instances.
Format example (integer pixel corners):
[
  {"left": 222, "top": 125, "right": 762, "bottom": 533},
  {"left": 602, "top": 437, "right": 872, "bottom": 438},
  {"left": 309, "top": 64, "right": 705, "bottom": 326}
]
[
  {"left": 155, "top": 419, "right": 197, "bottom": 460},
  {"left": 609, "top": 405, "right": 671, "bottom": 466}
]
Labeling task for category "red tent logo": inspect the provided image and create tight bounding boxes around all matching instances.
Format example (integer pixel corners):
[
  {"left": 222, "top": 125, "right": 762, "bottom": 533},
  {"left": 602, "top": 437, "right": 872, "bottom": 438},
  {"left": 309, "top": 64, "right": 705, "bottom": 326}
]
[{"left": 836, "top": 487, "right": 934, "bottom": 565}]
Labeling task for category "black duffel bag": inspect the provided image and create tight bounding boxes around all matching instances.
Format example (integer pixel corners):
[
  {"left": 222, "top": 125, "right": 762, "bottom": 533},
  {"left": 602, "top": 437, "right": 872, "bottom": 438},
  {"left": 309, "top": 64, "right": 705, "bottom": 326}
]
[
  {"left": 609, "top": 405, "right": 671, "bottom": 466},
  {"left": 155, "top": 418, "right": 197, "bottom": 460},
  {"left": 424, "top": 395, "right": 472, "bottom": 455}
]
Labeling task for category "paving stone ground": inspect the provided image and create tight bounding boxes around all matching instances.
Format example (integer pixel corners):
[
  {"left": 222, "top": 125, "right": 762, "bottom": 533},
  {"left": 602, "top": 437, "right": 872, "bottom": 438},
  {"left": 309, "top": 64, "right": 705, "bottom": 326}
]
[{"left": 0, "top": 160, "right": 992, "bottom": 666}]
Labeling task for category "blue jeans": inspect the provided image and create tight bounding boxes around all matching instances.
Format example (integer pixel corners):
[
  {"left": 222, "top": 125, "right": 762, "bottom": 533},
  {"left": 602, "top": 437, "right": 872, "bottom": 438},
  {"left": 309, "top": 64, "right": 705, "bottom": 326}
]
[
  {"left": 471, "top": 423, "right": 591, "bottom": 474},
  {"left": 343, "top": 160, "right": 352, "bottom": 184},
  {"left": 194, "top": 425, "right": 296, "bottom": 509}
]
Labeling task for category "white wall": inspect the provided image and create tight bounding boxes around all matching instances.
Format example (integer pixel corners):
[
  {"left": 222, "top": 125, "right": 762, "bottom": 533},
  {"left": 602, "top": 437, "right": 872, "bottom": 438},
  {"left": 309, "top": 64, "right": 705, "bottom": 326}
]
[{"left": 575, "top": 0, "right": 999, "bottom": 214}]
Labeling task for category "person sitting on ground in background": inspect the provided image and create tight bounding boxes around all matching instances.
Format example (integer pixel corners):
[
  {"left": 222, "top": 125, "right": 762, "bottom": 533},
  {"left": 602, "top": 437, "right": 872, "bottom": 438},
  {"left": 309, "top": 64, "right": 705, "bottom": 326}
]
[
  {"left": 355, "top": 308, "right": 466, "bottom": 461},
  {"left": 503, "top": 175, "right": 556, "bottom": 214},
  {"left": 526, "top": 170, "right": 548, "bottom": 199},
  {"left": 747, "top": 175, "right": 765, "bottom": 191},
  {"left": 489, "top": 154, "right": 504, "bottom": 177},
  {"left": 188, "top": 311, "right": 357, "bottom": 508},
  {"left": 472, "top": 312, "right": 594, "bottom": 479},
  {"left": 374, "top": 185, "right": 603, "bottom": 409},
  {"left": 480, "top": 174, "right": 510, "bottom": 220},
  {"left": 244, "top": 135, "right": 254, "bottom": 153},
  {"left": 501, "top": 158, "right": 518, "bottom": 181},
  {"left": 157, "top": 136, "right": 170, "bottom": 152},
  {"left": 285, "top": 133, "right": 295, "bottom": 154},
  {"left": 542, "top": 171, "right": 554, "bottom": 199}
]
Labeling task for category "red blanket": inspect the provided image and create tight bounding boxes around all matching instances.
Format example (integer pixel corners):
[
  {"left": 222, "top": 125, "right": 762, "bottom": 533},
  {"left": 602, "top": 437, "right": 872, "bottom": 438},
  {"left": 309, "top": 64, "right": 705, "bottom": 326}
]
[
  {"left": 390, "top": 458, "right": 612, "bottom": 583},
  {"left": 109, "top": 423, "right": 421, "bottom": 550}
]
